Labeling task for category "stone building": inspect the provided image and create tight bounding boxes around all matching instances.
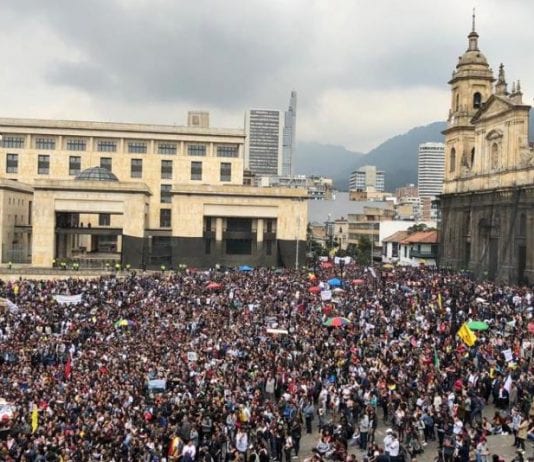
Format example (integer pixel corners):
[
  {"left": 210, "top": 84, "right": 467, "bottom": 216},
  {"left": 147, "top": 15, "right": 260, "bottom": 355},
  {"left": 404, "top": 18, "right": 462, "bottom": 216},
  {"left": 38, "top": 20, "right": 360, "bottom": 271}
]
[
  {"left": 440, "top": 17, "right": 534, "bottom": 284},
  {"left": 0, "top": 113, "right": 307, "bottom": 268}
]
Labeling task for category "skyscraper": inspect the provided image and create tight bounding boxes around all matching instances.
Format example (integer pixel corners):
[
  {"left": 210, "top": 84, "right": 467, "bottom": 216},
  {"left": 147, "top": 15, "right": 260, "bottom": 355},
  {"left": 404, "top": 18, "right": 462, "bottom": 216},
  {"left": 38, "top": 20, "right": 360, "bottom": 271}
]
[
  {"left": 244, "top": 110, "right": 283, "bottom": 176},
  {"left": 282, "top": 91, "right": 297, "bottom": 176},
  {"left": 417, "top": 142, "right": 445, "bottom": 198},
  {"left": 349, "top": 165, "right": 385, "bottom": 191}
]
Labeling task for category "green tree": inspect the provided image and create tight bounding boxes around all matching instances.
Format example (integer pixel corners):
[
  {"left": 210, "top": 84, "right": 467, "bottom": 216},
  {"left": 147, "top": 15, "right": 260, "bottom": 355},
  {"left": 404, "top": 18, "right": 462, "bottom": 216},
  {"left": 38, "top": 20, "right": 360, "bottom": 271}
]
[
  {"left": 407, "top": 223, "right": 428, "bottom": 234},
  {"left": 356, "top": 235, "right": 372, "bottom": 266}
]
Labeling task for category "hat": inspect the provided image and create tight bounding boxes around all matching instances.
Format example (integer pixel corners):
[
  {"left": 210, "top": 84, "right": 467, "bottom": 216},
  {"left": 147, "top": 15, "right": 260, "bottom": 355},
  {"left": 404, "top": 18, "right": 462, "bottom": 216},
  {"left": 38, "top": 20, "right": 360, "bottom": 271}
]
[{"left": 386, "top": 428, "right": 392, "bottom": 434}]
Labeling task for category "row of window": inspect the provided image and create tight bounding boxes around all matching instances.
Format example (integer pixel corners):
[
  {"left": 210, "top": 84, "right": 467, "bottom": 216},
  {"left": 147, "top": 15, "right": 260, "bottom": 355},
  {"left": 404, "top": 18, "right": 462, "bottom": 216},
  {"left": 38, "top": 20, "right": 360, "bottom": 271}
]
[
  {"left": 1, "top": 136, "right": 239, "bottom": 157},
  {"left": 6, "top": 153, "right": 233, "bottom": 182},
  {"left": 95, "top": 209, "right": 172, "bottom": 228}
]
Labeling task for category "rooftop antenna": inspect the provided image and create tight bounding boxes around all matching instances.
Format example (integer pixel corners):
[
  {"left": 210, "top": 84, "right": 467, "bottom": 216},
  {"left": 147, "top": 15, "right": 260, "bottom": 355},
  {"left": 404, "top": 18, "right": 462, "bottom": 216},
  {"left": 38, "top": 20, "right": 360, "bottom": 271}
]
[{"left": 472, "top": 7, "right": 476, "bottom": 32}]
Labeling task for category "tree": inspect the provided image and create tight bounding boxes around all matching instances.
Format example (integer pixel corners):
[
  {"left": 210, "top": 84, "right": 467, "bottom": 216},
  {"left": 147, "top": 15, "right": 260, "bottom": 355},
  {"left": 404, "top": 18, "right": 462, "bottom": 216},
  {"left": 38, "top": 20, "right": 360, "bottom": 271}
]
[
  {"left": 356, "top": 235, "right": 372, "bottom": 266},
  {"left": 407, "top": 223, "right": 428, "bottom": 234}
]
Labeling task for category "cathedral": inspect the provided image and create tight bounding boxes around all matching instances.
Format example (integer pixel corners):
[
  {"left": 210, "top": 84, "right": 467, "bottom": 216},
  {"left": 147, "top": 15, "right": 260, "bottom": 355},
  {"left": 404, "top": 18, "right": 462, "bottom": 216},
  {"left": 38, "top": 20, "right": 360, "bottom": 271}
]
[{"left": 439, "top": 16, "right": 534, "bottom": 284}]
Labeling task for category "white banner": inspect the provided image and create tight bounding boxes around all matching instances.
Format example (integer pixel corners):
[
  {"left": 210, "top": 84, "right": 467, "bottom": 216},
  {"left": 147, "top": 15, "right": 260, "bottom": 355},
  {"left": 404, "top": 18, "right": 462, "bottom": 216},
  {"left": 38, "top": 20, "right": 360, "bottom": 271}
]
[
  {"left": 148, "top": 378, "right": 167, "bottom": 390},
  {"left": 53, "top": 294, "right": 83, "bottom": 305},
  {"left": 321, "top": 290, "right": 332, "bottom": 301}
]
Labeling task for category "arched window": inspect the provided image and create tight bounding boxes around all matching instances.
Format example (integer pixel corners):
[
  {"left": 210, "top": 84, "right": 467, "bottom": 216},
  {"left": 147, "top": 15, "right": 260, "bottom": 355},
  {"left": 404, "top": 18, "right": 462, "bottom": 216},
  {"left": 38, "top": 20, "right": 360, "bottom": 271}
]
[
  {"left": 470, "top": 147, "right": 475, "bottom": 167},
  {"left": 491, "top": 143, "right": 499, "bottom": 169},
  {"left": 473, "top": 92, "right": 482, "bottom": 109},
  {"left": 455, "top": 94, "right": 460, "bottom": 112},
  {"left": 450, "top": 148, "right": 456, "bottom": 172}
]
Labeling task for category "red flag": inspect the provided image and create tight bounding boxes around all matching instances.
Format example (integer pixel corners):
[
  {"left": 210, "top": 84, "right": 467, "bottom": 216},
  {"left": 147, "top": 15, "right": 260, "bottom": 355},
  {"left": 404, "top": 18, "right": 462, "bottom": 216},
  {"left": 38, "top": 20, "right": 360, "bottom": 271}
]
[{"left": 64, "top": 356, "right": 72, "bottom": 380}]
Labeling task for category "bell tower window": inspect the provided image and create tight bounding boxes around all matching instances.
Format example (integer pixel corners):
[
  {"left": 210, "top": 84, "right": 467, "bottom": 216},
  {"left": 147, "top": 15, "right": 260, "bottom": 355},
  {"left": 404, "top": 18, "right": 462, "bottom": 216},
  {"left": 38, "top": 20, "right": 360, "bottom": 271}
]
[
  {"left": 470, "top": 147, "right": 475, "bottom": 167},
  {"left": 455, "top": 94, "right": 460, "bottom": 112},
  {"left": 473, "top": 92, "right": 482, "bottom": 109},
  {"left": 450, "top": 148, "right": 456, "bottom": 173}
]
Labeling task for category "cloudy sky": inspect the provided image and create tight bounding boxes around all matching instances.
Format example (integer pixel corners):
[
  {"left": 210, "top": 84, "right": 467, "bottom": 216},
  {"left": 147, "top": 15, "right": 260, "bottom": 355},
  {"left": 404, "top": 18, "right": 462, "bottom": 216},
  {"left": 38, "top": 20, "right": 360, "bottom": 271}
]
[{"left": 2, "top": 0, "right": 533, "bottom": 152}]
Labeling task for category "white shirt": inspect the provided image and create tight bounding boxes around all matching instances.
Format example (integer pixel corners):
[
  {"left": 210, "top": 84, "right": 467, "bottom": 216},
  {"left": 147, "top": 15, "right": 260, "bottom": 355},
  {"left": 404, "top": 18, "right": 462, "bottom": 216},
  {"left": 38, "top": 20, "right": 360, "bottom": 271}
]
[{"left": 389, "top": 438, "right": 400, "bottom": 457}]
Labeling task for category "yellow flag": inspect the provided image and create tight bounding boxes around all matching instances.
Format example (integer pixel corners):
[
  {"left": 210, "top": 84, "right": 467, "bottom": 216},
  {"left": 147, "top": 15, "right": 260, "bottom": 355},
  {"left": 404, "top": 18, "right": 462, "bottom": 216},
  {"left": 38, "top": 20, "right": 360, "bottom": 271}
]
[
  {"left": 31, "top": 406, "right": 38, "bottom": 433},
  {"left": 437, "top": 293, "right": 443, "bottom": 311},
  {"left": 457, "top": 323, "right": 477, "bottom": 347}
]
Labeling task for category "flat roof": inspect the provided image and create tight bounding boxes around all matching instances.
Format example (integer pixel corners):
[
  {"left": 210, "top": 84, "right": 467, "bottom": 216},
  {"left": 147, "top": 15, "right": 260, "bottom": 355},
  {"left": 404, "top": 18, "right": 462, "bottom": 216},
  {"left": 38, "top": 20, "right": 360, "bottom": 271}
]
[{"left": 172, "top": 184, "right": 308, "bottom": 199}]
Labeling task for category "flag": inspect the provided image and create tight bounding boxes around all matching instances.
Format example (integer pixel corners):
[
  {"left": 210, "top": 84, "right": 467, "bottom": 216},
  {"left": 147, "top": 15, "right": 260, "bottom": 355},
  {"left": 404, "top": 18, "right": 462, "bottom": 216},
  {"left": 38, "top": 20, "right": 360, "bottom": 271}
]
[
  {"left": 457, "top": 323, "right": 477, "bottom": 347},
  {"left": 31, "top": 406, "right": 38, "bottom": 433},
  {"left": 64, "top": 355, "right": 72, "bottom": 380},
  {"left": 433, "top": 347, "right": 440, "bottom": 369},
  {"left": 437, "top": 293, "right": 443, "bottom": 311}
]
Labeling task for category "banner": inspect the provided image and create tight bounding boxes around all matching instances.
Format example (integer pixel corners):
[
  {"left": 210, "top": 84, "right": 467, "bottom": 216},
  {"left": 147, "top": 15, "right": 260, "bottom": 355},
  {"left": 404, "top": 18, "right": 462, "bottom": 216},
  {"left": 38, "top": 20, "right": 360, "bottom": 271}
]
[
  {"left": 148, "top": 379, "right": 167, "bottom": 391},
  {"left": 31, "top": 406, "right": 38, "bottom": 433},
  {"left": 457, "top": 323, "right": 477, "bottom": 347},
  {"left": 53, "top": 294, "right": 83, "bottom": 305},
  {"left": 320, "top": 290, "right": 332, "bottom": 301},
  {"left": 266, "top": 328, "right": 289, "bottom": 335}
]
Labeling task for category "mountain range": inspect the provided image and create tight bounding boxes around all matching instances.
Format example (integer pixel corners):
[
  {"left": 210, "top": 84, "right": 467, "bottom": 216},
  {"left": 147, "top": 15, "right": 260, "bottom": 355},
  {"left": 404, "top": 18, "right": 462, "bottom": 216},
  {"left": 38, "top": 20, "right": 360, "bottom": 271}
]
[{"left": 295, "top": 111, "right": 534, "bottom": 191}]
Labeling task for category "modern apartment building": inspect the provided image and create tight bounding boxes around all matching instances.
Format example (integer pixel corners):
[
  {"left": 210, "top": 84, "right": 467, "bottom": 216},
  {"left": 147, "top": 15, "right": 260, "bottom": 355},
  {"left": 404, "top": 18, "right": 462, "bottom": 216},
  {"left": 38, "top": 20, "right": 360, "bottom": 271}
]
[
  {"left": 417, "top": 142, "right": 445, "bottom": 198},
  {"left": 244, "top": 110, "right": 283, "bottom": 176},
  {"left": 349, "top": 165, "right": 385, "bottom": 192},
  {"left": 282, "top": 91, "right": 297, "bottom": 176}
]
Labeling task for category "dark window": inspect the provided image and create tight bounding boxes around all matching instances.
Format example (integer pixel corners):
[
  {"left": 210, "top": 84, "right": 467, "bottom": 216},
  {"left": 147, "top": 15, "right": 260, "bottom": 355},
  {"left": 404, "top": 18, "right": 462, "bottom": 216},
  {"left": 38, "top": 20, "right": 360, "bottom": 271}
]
[
  {"left": 35, "top": 138, "right": 55, "bottom": 150},
  {"left": 266, "top": 240, "right": 272, "bottom": 256},
  {"left": 392, "top": 242, "right": 399, "bottom": 258},
  {"left": 220, "top": 162, "right": 231, "bottom": 181},
  {"left": 187, "top": 144, "right": 207, "bottom": 156},
  {"left": 160, "top": 184, "right": 172, "bottom": 204},
  {"left": 226, "top": 239, "right": 252, "bottom": 255},
  {"left": 2, "top": 136, "right": 24, "bottom": 149},
  {"left": 66, "top": 139, "right": 86, "bottom": 151},
  {"left": 160, "top": 209, "right": 171, "bottom": 228},
  {"left": 473, "top": 92, "right": 482, "bottom": 109},
  {"left": 69, "top": 156, "right": 81, "bottom": 175},
  {"left": 158, "top": 143, "right": 177, "bottom": 155},
  {"left": 130, "top": 159, "right": 142, "bottom": 178},
  {"left": 6, "top": 154, "right": 18, "bottom": 173},
  {"left": 471, "top": 147, "right": 475, "bottom": 167},
  {"left": 227, "top": 218, "right": 251, "bottom": 232},
  {"left": 449, "top": 148, "right": 456, "bottom": 173},
  {"left": 266, "top": 219, "right": 273, "bottom": 233},
  {"left": 205, "top": 217, "right": 212, "bottom": 232},
  {"left": 99, "top": 213, "right": 111, "bottom": 226},
  {"left": 191, "top": 161, "right": 202, "bottom": 180},
  {"left": 217, "top": 144, "right": 239, "bottom": 158},
  {"left": 161, "top": 160, "right": 173, "bottom": 179},
  {"left": 38, "top": 155, "right": 50, "bottom": 175},
  {"left": 97, "top": 140, "right": 117, "bottom": 152},
  {"left": 519, "top": 213, "right": 527, "bottom": 237},
  {"left": 128, "top": 141, "right": 147, "bottom": 154},
  {"left": 100, "top": 157, "right": 112, "bottom": 172}
]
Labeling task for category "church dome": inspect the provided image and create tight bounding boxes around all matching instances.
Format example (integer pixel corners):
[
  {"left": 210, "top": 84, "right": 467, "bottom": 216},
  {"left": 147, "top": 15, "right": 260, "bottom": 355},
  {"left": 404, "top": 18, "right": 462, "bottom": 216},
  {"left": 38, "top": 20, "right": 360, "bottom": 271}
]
[
  {"left": 75, "top": 167, "right": 119, "bottom": 182},
  {"left": 456, "top": 32, "right": 489, "bottom": 68}
]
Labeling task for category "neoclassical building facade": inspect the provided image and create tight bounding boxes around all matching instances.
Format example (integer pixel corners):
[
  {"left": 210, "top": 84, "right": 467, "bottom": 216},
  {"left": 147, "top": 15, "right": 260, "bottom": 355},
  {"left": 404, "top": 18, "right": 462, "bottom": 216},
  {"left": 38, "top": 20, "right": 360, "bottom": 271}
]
[{"left": 440, "top": 19, "right": 534, "bottom": 284}]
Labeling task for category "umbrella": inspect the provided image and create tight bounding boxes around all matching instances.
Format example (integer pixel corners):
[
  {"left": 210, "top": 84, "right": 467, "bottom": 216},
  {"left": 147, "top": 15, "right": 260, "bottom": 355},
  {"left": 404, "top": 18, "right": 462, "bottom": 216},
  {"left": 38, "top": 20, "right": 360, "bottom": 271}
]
[
  {"left": 383, "top": 263, "right": 394, "bottom": 269},
  {"left": 206, "top": 282, "right": 222, "bottom": 290},
  {"left": 323, "top": 317, "right": 351, "bottom": 327},
  {"left": 327, "top": 278, "right": 342, "bottom": 287},
  {"left": 114, "top": 319, "right": 134, "bottom": 328},
  {"left": 308, "top": 286, "right": 321, "bottom": 294},
  {"left": 467, "top": 320, "right": 489, "bottom": 331},
  {"left": 333, "top": 288, "right": 345, "bottom": 294},
  {"left": 239, "top": 265, "right": 253, "bottom": 272},
  {"left": 352, "top": 279, "right": 365, "bottom": 286}
]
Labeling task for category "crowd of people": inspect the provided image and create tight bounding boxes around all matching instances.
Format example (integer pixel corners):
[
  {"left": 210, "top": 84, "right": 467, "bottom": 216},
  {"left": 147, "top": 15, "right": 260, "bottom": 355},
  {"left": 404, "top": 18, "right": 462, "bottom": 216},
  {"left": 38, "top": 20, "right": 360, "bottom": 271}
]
[{"left": 0, "top": 263, "right": 532, "bottom": 462}]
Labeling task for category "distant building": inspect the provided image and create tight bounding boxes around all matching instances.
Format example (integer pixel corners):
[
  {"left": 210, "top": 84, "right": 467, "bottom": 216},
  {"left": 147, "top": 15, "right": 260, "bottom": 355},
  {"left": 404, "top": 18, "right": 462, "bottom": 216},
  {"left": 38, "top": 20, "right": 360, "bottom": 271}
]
[
  {"left": 282, "top": 91, "right": 297, "bottom": 176},
  {"left": 349, "top": 165, "right": 385, "bottom": 192},
  {"left": 348, "top": 188, "right": 392, "bottom": 201},
  {"left": 383, "top": 230, "right": 439, "bottom": 267},
  {"left": 395, "top": 184, "right": 419, "bottom": 201},
  {"left": 418, "top": 143, "right": 445, "bottom": 198},
  {"left": 245, "top": 110, "right": 283, "bottom": 176},
  {"left": 256, "top": 175, "right": 333, "bottom": 200}
]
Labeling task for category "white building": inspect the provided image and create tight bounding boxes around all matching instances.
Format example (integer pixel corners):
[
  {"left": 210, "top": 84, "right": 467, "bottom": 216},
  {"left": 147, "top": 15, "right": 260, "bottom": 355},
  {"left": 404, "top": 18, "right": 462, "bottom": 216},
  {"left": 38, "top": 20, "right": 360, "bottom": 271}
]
[
  {"left": 349, "top": 165, "right": 385, "bottom": 192},
  {"left": 417, "top": 142, "right": 445, "bottom": 198},
  {"left": 244, "top": 110, "right": 283, "bottom": 176}
]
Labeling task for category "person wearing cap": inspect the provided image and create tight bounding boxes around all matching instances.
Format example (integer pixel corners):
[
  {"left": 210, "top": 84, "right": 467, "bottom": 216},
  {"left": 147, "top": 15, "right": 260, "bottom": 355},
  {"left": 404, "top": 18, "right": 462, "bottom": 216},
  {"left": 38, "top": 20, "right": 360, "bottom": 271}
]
[
  {"left": 388, "top": 433, "right": 400, "bottom": 462},
  {"left": 383, "top": 429, "right": 393, "bottom": 457}
]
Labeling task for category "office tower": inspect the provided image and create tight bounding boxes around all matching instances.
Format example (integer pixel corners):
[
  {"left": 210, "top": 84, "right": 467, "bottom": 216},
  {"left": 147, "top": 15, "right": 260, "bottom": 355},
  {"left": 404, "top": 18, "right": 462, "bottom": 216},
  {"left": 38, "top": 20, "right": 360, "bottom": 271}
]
[
  {"left": 349, "top": 165, "right": 385, "bottom": 192},
  {"left": 282, "top": 91, "right": 297, "bottom": 176},
  {"left": 244, "top": 110, "right": 283, "bottom": 176},
  {"left": 417, "top": 142, "right": 445, "bottom": 198}
]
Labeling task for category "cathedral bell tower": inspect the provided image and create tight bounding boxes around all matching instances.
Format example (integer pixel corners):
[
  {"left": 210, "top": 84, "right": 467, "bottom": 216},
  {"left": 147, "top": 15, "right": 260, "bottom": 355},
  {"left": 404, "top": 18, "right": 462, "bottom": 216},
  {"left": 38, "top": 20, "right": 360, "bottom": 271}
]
[{"left": 443, "top": 12, "right": 495, "bottom": 180}]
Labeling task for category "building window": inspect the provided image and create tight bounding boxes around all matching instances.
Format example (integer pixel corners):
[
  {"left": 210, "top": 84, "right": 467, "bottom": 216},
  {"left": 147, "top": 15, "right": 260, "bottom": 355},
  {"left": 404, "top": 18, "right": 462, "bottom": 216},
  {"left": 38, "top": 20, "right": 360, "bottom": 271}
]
[
  {"left": 266, "top": 240, "right": 273, "bottom": 256},
  {"left": 66, "top": 138, "right": 86, "bottom": 151},
  {"left": 470, "top": 147, "right": 475, "bottom": 167},
  {"left": 449, "top": 148, "right": 456, "bottom": 173},
  {"left": 97, "top": 140, "right": 117, "bottom": 152},
  {"left": 128, "top": 141, "right": 147, "bottom": 154},
  {"left": 130, "top": 158, "right": 142, "bottom": 178},
  {"left": 217, "top": 144, "right": 238, "bottom": 158},
  {"left": 491, "top": 143, "right": 499, "bottom": 169},
  {"left": 187, "top": 144, "right": 207, "bottom": 156},
  {"left": 100, "top": 157, "right": 112, "bottom": 172},
  {"left": 2, "top": 136, "right": 24, "bottom": 149},
  {"left": 6, "top": 154, "right": 18, "bottom": 173},
  {"left": 220, "top": 162, "right": 232, "bottom": 182},
  {"left": 99, "top": 213, "right": 111, "bottom": 226},
  {"left": 158, "top": 143, "right": 177, "bottom": 155},
  {"left": 161, "top": 160, "right": 173, "bottom": 179},
  {"left": 160, "top": 184, "right": 172, "bottom": 204},
  {"left": 38, "top": 155, "right": 50, "bottom": 175},
  {"left": 69, "top": 156, "right": 81, "bottom": 175},
  {"left": 473, "top": 92, "right": 482, "bottom": 109},
  {"left": 160, "top": 209, "right": 171, "bottom": 228},
  {"left": 191, "top": 161, "right": 202, "bottom": 180},
  {"left": 519, "top": 213, "right": 527, "bottom": 237},
  {"left": 35, "top": 137, "right": 55, "bottom": 150}
]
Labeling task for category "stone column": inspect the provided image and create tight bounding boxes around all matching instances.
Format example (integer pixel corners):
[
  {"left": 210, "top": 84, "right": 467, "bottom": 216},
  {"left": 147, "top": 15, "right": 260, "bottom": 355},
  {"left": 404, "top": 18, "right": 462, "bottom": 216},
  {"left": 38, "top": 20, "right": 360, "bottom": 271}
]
[
  {"left": 32, "top": 192, "right": 56, "bottom": 267},
  {"left": 215, "top": 218, "right": 223, "bottom": 241}
]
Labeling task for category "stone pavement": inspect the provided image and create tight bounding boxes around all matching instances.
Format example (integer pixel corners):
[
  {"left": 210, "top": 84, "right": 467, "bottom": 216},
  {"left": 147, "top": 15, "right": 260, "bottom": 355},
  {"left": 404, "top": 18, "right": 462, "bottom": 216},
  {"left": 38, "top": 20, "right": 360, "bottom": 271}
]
[{"left": 297, "top": 406, "right": 527, "bottom": 462}]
